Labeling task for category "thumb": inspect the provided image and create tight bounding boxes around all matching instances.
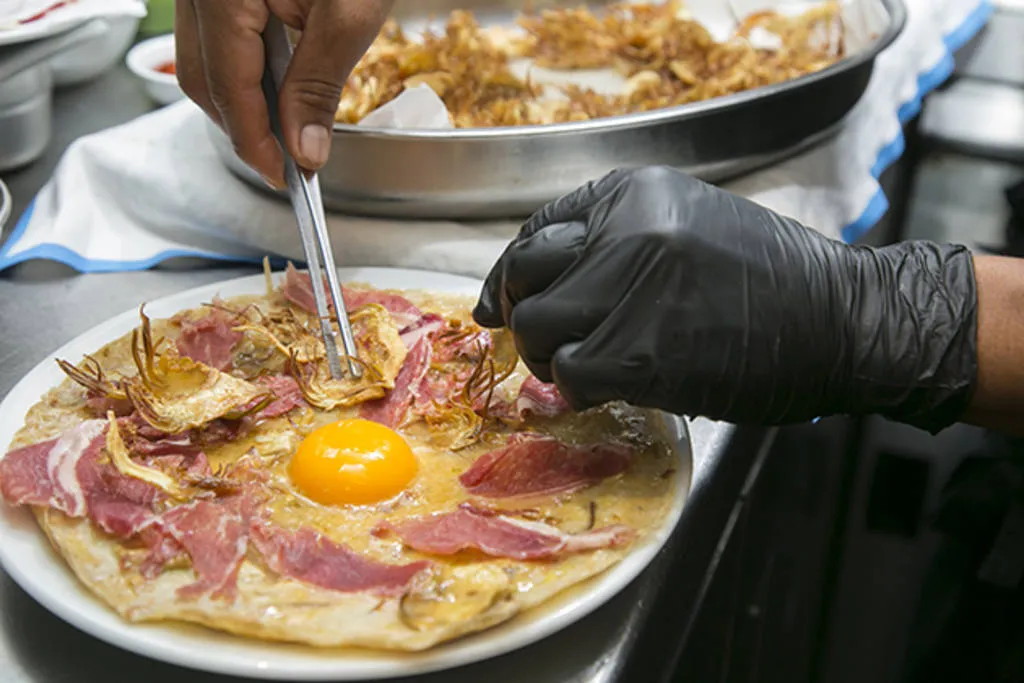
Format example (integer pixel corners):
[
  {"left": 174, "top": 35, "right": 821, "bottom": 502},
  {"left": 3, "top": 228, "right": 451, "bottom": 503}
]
[
  {"left": 551, "top": 341, "right": 620, "bottom": 412},
  {"left": 278, "top": 0, "right": 391, "bottom": 170}
]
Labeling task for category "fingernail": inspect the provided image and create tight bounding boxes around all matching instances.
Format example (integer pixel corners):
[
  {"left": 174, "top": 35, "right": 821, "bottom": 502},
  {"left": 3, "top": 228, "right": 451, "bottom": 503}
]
[
  {"left": 299, "top": 124, "right": 330, "bottom": 168},
  {"left": 259, "top": 173, "right": 286, "bottom": 191}
]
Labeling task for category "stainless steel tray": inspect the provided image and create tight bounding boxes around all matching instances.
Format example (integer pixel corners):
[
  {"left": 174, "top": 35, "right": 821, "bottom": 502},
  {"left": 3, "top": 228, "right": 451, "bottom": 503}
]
[{"left": 210, "top": 0, "right": 906, "bottom": 220}]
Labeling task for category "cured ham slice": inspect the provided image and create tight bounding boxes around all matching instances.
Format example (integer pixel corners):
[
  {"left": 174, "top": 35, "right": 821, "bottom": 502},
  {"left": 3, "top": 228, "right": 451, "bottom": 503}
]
[
  {"left": 0, "top": 420, "right": 106, "bottom": 516},
  {"left": 155, "top": 496, "right": 251, "bottom": 600},
  {"left": 282, "top": 264, "right": 424, "bottom": 329},
  {"left": 515, "top": 376, "right": 570, "bottom": 419},
  {"left": 344, "top": 288, "right": 423, "bottom": 330},
  {"left": 85, "top": 395, "right": 134, "bottom": 418},
  {"left": 79, "top": 447, "right": 164, "bottom": 538},
  {"left": 123, "top": 414, "right": 246, "bottom": 457},
  {"left": 376, "top": 503, "right": 635, "bottom": 560},
  {"left": 175, "top": 308, "right": 243, "bottom": 372},
  {"left": 398, "top": 313, "right": 443, "bottom": 350},
  {"left": 0, "top": 420, "right": 166, "bottom": 538},
  {"left": 459, "top": 434, "right": 632, "bottom": 498},
  {"left": 128, "top": 431, "right": 198, "bottom": 457},
  {"left": 360, "top": 337, "right": 432, "bottom": 428},
  {"left": 250, "top": 520, "right": 430, "bottom": 595},
  {"left": 251, "top": 375, "right": 306, "bottom": 421}
]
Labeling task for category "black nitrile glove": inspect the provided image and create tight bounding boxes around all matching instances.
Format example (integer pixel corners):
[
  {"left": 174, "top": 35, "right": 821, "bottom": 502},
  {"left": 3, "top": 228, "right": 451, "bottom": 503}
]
[{"left": 473, "top": 166, "right": 979, "bottom": 433}]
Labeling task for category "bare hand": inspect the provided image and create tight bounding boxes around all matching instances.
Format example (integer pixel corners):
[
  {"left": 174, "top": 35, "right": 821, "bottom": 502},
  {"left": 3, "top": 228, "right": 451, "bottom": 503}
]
[{"left": 175, "top": 0, "right": 392, "bottom": 187}]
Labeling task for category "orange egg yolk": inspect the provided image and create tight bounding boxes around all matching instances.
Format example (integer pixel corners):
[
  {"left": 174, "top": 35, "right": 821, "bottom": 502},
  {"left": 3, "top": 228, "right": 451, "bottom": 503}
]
[{"left": 289, "top": 419, "right": 417, "bottom": 506}]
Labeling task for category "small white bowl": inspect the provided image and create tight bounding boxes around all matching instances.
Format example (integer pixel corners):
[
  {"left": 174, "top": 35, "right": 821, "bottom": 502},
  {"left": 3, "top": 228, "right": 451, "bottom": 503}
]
[
  {"left": 125, "top": 33, "right": 182, "bottom": 106},
  {"left": 52, "top": 15, "right": 142, "bottom": 86}
]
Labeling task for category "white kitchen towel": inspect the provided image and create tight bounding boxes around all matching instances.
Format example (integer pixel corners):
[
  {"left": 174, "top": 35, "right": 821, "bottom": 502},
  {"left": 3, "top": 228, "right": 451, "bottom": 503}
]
[{"left": 0, "top": 0, "right": 992, "bottom": 278}]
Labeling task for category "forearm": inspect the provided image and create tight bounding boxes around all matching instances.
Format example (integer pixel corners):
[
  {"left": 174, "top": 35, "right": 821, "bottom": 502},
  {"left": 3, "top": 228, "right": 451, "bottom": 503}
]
[{"left": 962, "top": 255, "right": 1024, "bottom": 435}]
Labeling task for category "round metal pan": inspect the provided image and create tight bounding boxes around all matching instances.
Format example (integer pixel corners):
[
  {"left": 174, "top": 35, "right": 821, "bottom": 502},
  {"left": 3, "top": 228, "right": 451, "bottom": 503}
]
[{"left": 210, "top": 0, "right": 907, "bottom": 220}]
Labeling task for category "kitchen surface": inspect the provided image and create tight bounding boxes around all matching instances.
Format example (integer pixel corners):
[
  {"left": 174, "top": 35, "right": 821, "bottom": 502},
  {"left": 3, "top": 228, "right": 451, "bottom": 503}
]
[{"left": 2, "top": 1, "right": 1023, "bottom": 682}]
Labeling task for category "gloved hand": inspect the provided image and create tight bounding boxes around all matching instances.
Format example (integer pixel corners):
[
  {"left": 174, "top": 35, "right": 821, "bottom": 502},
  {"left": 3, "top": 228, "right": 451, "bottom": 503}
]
[{"left": 473, "top": 166, "right": 979, "bottom": 433}]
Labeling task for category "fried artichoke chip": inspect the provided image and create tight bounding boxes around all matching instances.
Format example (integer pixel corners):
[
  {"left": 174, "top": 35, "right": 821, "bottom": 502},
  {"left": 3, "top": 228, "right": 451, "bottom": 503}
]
[
  {"left": 237, "top": 302, "right": 405, "bottom": 378},
  {"left": 417, "top": 326, "right": 518, "bottom": 450},
  {"left": 462, "top": 329, "right": 517, "bottom": 415},
  {"left": 57, "top": 355, "right": 127, "bottom": 400},
  {"left": 423, "top": 401, "right": 483, "bottom": 451},
  {"left": 105, "top": 412, "right": 189, "bottom": 500},
  {"left": 236, "top": 301, "right": 407, "bottom": 412},
  {"left": 289, "top": 352, "right": 389, "bottom": 411},
  {"left": 124, "top": 308, "right": 273, "bottom": 434},
  {"left": 350, "top": 303, "right": 408, "bottom": 384}
]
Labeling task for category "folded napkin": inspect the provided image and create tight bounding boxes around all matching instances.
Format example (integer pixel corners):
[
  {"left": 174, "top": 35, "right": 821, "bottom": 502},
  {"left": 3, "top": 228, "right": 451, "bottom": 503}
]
[{"left": 0, "top": 0, "right": 992, "bottom": 279}]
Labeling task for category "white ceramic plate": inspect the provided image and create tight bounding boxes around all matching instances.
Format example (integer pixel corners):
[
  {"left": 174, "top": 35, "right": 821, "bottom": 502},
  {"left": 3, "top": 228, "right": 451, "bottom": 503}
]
[{"left": 0, "top": 267, "right": 691, "bottom": 680}]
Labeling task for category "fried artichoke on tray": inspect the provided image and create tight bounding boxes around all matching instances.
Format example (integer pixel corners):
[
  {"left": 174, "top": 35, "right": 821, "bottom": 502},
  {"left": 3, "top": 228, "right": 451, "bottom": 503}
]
[{"left": 337, "top": 0, "right": 845, "bottom": 128}]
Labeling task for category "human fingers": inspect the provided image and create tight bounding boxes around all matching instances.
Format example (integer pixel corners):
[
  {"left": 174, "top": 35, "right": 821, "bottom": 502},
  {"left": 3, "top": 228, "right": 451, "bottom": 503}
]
[
  {"left": 194, "top": 0, "right": 285, "bottom": 188},
  {"left": 277, "top": 0, "right": 392, "bottom": 170},
  {"left": 473, "top": 221, "right": 586, "bottom": 329},
  {"left": 519, "top": 168, "right": 631, "bottom": 237},
  {"left": 174, "top": 0, "right": 220, "bottom": 125}
]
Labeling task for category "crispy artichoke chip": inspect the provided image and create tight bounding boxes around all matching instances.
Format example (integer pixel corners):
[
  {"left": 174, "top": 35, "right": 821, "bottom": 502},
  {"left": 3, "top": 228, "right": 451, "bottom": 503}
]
[
  {"left": 57, "top": 355, "right": 127, "bottom": 400},
  {"left": 423, "top": 401, "right": 483, "bottom": 451},
  {"left": 289, "top": 352, "right": 389, "bottom": 411},
  {"left": 105, "top": 412, "right": 188, "bottom": 500},
  {"left": 124, "top": 308, "right": 273, "bottom": 434},
  {"left": 350, "top": 303, "right": 407, "bottom": 386}
]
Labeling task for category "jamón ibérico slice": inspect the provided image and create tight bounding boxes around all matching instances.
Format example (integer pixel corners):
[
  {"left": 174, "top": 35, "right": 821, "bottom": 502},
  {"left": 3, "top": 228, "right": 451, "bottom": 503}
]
[
  {"left": 85, "top": 395, "right": 134, "bottom": 418},
  {"left": 155, "top": 496, "right": 251, "bottom": 600},
  {"left": 376, "top": 503, "right": 635, "bottom": 560},
  {"left": 282, "top": 263, "right": 424, "bottom": 328},
  {"left": 250, "top": 520, "right": 429, "bottom": 595},
  {"left": 515, "top": 376, "right": 571, "bottom": 419},
  {"left": 459, "top": 434, "right": 632, "bottom": 499},
  {"left": 399, "top": 313, "right": 443, "bottom": 350},
  {"left": 344, "top": 288, "right": 423, "bottom": 330},
  {"left": 360, "top": 337, "right": 432, "bottom": 428},
  {"left": 251, "top": 375, "right": 306, "bottom": 421},
  {"left": 175, "top": 308, "right": 243, "bottom": 372},
  {"left": 122, "top": 416, "right": 242, "bottom": 457},
  {"left": 135, "top": 525, "right": 186, "bottom": 579},
  {"left": 128, "top": 432, "right": 197, "bottom": 457},
  {"left": 0, "top": 420, "right": 168, "bottom": 538},
  {"left": 0, "top": 420, "right": 105, "bottom": 516},
  {"left": 78, "top": 446, "right": 164, "bottom": 538}
]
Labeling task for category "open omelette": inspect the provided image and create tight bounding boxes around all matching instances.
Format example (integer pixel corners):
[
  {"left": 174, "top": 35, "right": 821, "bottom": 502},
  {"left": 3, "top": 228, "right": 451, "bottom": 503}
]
[{"left": 0, "top": 263, "right": 680, "bottom": 651}]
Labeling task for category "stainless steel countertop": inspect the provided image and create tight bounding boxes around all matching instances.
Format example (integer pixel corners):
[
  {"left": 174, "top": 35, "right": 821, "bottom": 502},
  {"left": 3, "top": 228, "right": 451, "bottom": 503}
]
[{"left": 0, "top": 64, "right": 765, "bottom": 683}]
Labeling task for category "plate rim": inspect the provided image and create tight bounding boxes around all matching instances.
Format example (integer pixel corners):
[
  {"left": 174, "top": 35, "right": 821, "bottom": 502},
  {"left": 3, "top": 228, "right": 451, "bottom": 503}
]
[{"left": 0, "top": 267, "right": 691, "bottom": 680}]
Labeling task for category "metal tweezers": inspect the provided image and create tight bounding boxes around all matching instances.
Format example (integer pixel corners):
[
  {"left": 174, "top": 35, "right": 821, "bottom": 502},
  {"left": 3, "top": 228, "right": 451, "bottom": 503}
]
[{"left": 261, "top": 17, "right": 359, "bottom": 380}]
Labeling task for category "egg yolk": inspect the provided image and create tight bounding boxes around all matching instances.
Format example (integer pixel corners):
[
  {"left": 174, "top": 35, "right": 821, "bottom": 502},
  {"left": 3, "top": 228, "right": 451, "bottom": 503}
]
[{"left": 289, "top": 419, "right": 417, "bottom": 506}]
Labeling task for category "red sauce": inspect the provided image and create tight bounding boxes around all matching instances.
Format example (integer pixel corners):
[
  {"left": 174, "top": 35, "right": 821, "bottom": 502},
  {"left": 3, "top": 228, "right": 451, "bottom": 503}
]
[
  {"left": 19, "top": 0, "right": 76, "bottom": 24},
  {"left": 155, "top": 61, "right": 176, "bottom": 76}
]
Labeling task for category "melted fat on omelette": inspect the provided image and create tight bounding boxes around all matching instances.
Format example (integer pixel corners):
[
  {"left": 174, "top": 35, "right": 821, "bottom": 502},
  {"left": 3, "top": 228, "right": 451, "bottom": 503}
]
[{"left": 3, "top": 281, "right": 681, "bottom": 651}]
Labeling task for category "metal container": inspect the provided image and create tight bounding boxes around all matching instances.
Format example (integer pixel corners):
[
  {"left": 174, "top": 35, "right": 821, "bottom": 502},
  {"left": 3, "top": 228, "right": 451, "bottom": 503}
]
[
  {"left": 0, "top": 178, "right": 11, "bottom": 235},
  {"left": 0, "top": 19, "right": 109, "bottom": 172},
  {"left": 211, "top": 0, "right": 906, "bottom": 219}
]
